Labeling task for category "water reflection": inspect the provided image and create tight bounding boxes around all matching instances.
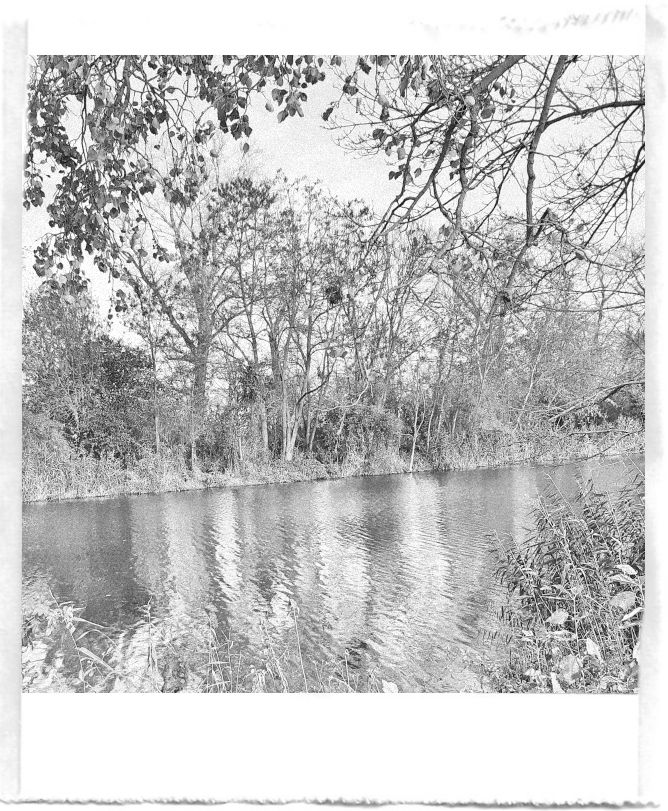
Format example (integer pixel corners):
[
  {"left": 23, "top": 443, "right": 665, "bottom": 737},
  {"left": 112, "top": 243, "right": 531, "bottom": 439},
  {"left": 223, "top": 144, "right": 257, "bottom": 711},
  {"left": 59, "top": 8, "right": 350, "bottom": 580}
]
[{"left": 23, "top": 455, "right": 642, "bottom": 691}]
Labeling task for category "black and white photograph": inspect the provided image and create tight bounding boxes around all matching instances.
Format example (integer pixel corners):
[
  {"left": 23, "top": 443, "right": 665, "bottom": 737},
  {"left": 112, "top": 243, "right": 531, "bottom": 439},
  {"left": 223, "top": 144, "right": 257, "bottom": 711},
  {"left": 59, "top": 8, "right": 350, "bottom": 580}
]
[{"left": 18, "top": 50, "right": 646, "bottom": 697}]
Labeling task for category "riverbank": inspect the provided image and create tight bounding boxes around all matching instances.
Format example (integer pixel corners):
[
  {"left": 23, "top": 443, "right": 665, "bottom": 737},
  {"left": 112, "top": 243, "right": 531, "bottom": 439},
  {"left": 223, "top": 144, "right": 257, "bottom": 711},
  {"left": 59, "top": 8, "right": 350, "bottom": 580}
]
[{"left": 22, "top": 421, "right": 644, "bottom": 503}]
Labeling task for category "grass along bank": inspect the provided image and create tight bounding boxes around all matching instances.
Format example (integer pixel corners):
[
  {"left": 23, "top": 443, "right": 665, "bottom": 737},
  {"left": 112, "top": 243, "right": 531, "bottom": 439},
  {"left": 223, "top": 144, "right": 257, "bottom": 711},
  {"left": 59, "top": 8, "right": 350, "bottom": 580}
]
[
  {"left": 22, "top": 592, "right": 399, "bottom": 693},
  {"left": 23, "top": 418, "right": 643, "bottom": 503}
]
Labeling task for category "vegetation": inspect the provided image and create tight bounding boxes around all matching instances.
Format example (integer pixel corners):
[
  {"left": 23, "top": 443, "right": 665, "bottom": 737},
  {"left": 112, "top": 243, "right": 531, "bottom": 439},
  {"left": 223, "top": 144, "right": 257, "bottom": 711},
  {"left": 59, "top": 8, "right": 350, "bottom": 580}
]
[
  {"left": 26, "top": 56, "right": 644, "bottom": 282},
  {"left": 22, "top": 258, "right": 644, "bottom": 501},
  {"left": 488, "top": 474, "right": 644, "bottom": 693},
  {"left": 22, "top": 593, "right": 394, "bottom": 693}
]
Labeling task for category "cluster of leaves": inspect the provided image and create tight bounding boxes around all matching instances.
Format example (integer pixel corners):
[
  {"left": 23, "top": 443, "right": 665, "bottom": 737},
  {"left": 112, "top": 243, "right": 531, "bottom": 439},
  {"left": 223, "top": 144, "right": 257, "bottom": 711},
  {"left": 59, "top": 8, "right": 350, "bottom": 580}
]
[
  {"left": 22, "top": 597, "right": 123, "bottom": 693},
  {"left": 23, "top": 287, "right": 156, "bottom": 462},
  {"left": 491, "top": 476, "right": 644, "bottom": 692},
  {"left": 25, "top": 55, "right": 332, "bottom": 286}
]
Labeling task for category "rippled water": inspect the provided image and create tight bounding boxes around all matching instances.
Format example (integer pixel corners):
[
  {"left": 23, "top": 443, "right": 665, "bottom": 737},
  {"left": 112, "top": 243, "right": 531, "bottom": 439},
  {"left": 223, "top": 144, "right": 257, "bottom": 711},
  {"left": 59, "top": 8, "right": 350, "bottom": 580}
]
[{"left": 23, "top": 455, "right": 642, "bottom": 691}]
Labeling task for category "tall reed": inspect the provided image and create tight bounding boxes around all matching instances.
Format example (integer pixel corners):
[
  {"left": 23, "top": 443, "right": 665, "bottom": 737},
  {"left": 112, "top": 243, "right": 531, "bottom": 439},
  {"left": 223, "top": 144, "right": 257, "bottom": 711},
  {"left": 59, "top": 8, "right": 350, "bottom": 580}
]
[{"left": 490, "top": 474, "right": 644, "bottom": 692}]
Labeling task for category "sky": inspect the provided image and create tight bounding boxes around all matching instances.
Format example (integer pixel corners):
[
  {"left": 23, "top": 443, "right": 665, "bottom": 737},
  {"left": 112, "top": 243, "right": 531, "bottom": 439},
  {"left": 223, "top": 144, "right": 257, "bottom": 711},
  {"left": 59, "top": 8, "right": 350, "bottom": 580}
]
[{"left": 244, "top": 78, "right": 397, "bottom": 211}]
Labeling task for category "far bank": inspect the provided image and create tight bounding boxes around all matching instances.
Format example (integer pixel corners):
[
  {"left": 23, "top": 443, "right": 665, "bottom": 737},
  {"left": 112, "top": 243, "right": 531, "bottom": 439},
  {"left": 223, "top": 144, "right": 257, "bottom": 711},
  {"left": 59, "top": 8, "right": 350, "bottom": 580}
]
[{"left": 23, "top": 421, "right": 644, "bottom": 504}]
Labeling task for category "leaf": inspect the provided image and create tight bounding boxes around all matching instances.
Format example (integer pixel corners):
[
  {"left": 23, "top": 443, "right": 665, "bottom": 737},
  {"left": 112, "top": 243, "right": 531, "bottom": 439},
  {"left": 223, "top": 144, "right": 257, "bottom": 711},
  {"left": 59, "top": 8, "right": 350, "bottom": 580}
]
[
  {"left": 381, "top": 679, "right": 399, "bottom": 693},
  {"left": 615, "top": 564, "right": 637, "bottom": 576},
  {"left": 585, "top": 637, "right": 603, "bottom": 662},
  {"left": 621, "top": 606, "right": 643, "bottom": 622},
  {"left": 550, "top": 672, "right": 564, "bottom": 693},
  {"left": 558, "top": 654, "right": 582, "bottom": 685},
  {"left": 78, "top": 646, "right": 122, "bottom": 675},
  {"left": 547, "top": 608, "right": 569, "bottom": 626},
  {"left": 608, "top": 574, "right": 635, "bottom": 584},
  {"left": 610, "top": 591, "right": 636, "bottom": 611}
]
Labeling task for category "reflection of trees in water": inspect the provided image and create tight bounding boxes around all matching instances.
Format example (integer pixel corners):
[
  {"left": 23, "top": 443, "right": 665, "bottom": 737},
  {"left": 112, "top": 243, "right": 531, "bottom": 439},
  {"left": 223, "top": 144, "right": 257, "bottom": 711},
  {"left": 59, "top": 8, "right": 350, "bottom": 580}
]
[
  {"left": 307, "top": 485, "right": 371, "bottom": 652},
  {"left": 127, "top": 495, "right": 173, "bottom": 602},
  {"left": 23, "top": 499, "right": 145, "bottom": 627}
]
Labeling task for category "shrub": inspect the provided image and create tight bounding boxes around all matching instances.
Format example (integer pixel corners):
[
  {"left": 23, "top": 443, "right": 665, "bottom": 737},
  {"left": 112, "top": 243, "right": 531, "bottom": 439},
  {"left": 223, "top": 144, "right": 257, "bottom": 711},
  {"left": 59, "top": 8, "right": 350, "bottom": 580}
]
[{"left": 490, "top": 476, "right": 644, "bottom": 692}]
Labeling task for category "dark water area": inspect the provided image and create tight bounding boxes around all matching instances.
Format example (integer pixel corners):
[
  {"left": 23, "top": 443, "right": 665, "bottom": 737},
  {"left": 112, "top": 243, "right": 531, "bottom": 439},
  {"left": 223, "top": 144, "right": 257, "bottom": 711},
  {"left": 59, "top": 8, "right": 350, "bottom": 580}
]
[{"left": 23, "top": 454, "right": 643, "bottom": 691}]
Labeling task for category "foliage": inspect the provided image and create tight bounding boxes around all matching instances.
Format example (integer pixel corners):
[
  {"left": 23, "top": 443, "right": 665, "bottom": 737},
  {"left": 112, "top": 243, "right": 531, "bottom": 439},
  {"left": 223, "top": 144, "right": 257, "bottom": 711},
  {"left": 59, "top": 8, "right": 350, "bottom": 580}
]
[
  {"left": 23, "top": 287, "right": 155, "bottom": 463},
  {"left": 26, "top": 55, "right": 329, "bottom": 288},
  {"left": 26, "top": 56, "right": 644, "bottom": 294},
  {"left": 489, "top": 476, "right": 644, "bottom": 693},
  {"left": 312, "top": 405, "right": 402, "bottom": 465}
]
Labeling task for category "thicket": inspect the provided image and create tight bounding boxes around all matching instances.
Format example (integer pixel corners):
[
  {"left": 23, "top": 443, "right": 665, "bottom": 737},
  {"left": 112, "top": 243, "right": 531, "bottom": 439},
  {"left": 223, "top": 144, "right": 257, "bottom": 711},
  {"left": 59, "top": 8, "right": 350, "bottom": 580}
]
[{"left": 488, "top": 475, "right": 644, "bottom": 693}]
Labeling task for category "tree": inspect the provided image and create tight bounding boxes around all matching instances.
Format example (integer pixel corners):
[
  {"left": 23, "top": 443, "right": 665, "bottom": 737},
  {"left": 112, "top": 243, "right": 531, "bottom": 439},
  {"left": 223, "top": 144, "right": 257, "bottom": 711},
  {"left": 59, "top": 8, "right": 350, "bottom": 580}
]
[
  {"left": 226, "top": 178, "right": 371, "bottom": 461},
  {"left": 23, "top": 286, "right": 154, "bottom": 462},
  {"left": 25, "top": 55, "right": 329, "bottom": 288},
  {"left": 109, "top": 139, "right": 248, "bottom": 469},
  {"left": 325, "top": 55, "right": 644, "bottom": 307},
  {"left": 23, "top": 54, "right": 644, "bottom": 481},
  {"left": 23, "top": 284, "right": 100, "bottom": 446}
]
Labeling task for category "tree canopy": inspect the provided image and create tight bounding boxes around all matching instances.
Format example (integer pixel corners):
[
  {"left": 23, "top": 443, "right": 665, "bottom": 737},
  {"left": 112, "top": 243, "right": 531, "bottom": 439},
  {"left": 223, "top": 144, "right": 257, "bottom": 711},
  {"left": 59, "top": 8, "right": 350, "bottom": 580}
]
[{"left": 26, "top": 55, "right": 644, "bottom": 298}]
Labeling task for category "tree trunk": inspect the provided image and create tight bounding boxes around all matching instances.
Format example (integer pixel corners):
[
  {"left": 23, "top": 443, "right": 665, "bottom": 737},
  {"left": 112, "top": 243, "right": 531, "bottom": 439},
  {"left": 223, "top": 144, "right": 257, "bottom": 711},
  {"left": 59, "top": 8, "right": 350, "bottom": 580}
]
[
  {"left": 258, "top": 398, "right": 269, "bottom": 456},
  {"left": 409, "top": 393, "right": 425, "bottom": 473},
  {"left": 409, "top": 407, "right": 419, "bottom": 473},
  {"left": 153, "top": 380, "right": 161, "bottom": 455},
  {"left": 284, "top": 402, "right": 303, "bottom": 462},
  {"left": 188, "top": 344, "right": 209, "bottom": 471}
]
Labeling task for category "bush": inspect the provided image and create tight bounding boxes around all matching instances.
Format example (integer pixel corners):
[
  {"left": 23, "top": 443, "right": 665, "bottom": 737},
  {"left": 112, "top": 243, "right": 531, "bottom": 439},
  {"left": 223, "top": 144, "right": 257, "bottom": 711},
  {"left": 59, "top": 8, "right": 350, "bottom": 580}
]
[
  {"left": 313, "top": 404, "right": 402, "bottom": 465},
  {"left": 489, "top": 476, "right": 644, "bottom": 692}
]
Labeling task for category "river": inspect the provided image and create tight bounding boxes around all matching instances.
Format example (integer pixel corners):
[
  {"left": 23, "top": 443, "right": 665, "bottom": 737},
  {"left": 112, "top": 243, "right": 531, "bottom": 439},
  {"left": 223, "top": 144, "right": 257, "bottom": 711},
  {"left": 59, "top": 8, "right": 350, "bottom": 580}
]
[{"left": 22, "top": 454, "right": 643, "bottom": 692}]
